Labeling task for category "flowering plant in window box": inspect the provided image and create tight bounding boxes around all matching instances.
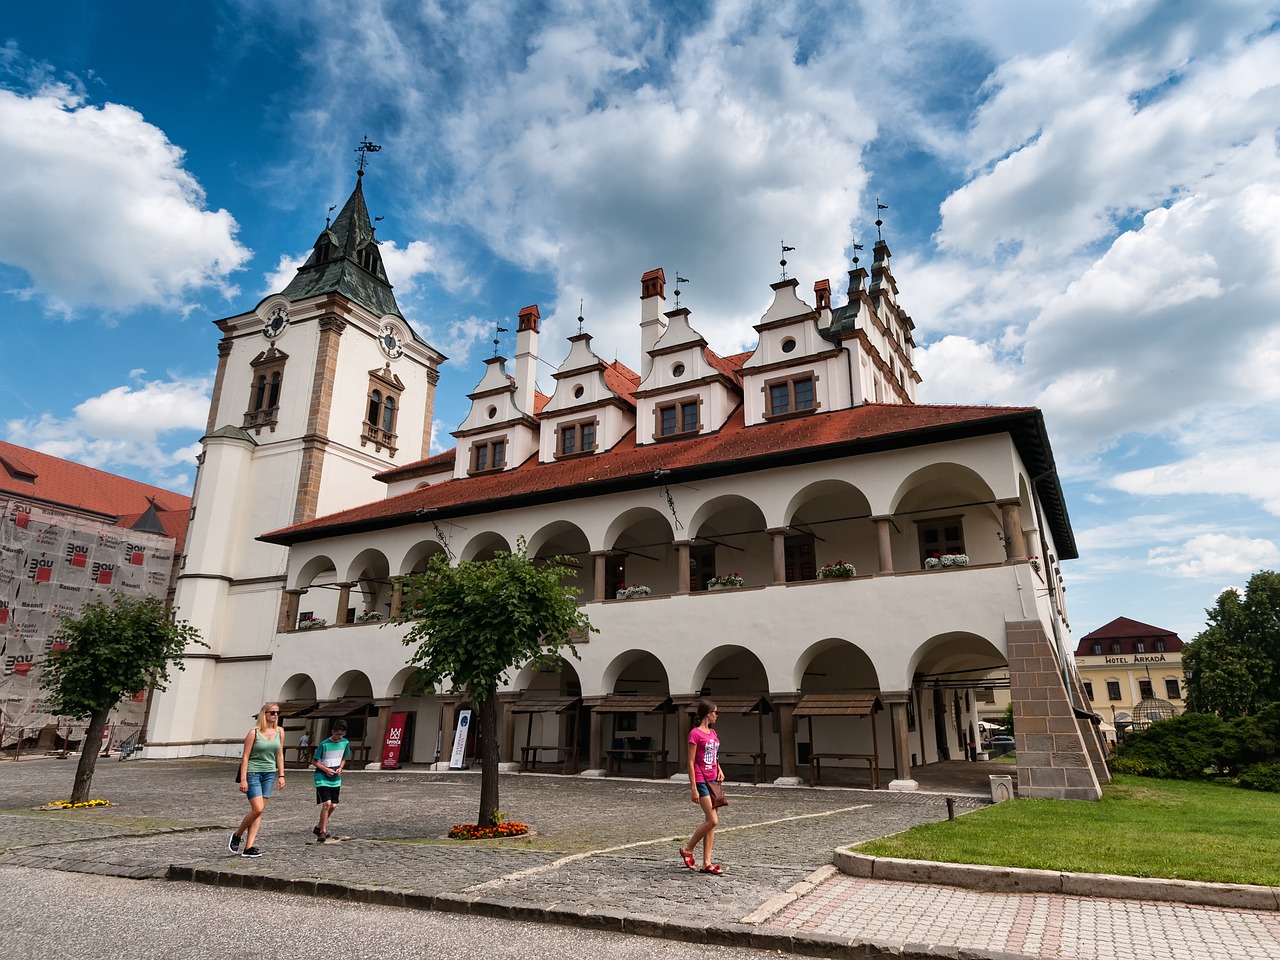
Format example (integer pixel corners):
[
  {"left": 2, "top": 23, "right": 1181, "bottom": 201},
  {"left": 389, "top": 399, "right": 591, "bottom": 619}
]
[
  {"left": 925, "top": 553, "right": 969, "bottom": 569},
  {"left": 297, "top": 617, "right": 328, "bottom": 630},
  {"left": 355, "top": 610, "right": 384, "bottom": 623},
  {"left": 818, "top": 561, "right": 857, "bottom": 579},
  {"left": 615, "top": 584, "right": 652, "bottom": 599},
  {"left": 707, "top": 573, "right": 745, "bottom": 589},
  {"left": 1028, "top": 556, "right": 1041, "bottom": 573}
]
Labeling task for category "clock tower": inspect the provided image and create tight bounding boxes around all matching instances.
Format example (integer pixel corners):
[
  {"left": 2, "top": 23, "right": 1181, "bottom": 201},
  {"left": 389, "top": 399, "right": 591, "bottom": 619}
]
[{"left": 144, "top": 167, "right": 445, "bottom": 757}]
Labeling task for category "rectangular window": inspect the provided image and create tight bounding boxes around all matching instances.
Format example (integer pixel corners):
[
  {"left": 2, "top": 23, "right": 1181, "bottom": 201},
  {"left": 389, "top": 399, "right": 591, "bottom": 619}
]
[
  {"left": 1165, "top": 678, "right": 1181, "bottom": 700},
  {"left": 1083, "top": 681, "right": 1094, "bottom": 701},
  {"left": 767, "top": 375, "right": 817, "bottom": 417},
  {"left": 689, "top": 545, "right": 715, "bottom": 591},
  {"left": 1134, "top": 640, "right": 1146, "bottom": 653},
  {"left": 470, "top": 439, "right": 507, "bottom": 474},
  {"left": 557, "top": 420, "right": 598, "bottom": 457},
  {"left": 1154, "top": 639, "right": 1166, "bottom": 652},
  {"left": 1138, "top": 679, "right": 1154, "bottom": 699},
  {"left": 657, "top": 400, "right": 699, "bottom": 438},
  {"left": 784, "top": 534, "right": 816, "bottom": 582},
  {"left": 917, "top": 517, "right": 965, "bottom": 566},
  {"left": 1107, "top": 681, "right": 1121, "bottom": 701}
]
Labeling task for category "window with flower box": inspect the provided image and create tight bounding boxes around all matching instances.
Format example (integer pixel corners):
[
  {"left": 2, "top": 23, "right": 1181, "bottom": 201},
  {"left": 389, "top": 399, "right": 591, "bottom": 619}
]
[
  {"left": 916, "top": 517, "right": 965, "bottom": 567},
  {"left": 765, "top": 374, "right": 817, "bottom": 418},
  {"left": 557, "top": 419, "right": 597, "bottom": 458}
]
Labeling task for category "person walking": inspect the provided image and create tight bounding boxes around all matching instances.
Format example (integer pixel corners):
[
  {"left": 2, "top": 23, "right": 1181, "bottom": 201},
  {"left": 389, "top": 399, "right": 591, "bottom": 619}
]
[
  {"left": 679, "top": 698, "right": 724, "bottom": 875},
  {"left": 311, "top": 720, "right": 351, "bottom": 841},
  {"left": 229, "top": 702, "right": 285, "bottom": 858}
]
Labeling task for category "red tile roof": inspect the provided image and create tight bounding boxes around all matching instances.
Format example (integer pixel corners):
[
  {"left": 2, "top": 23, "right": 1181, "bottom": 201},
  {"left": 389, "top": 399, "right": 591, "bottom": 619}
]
[
  {"left": 603, "top": 360, "right": 641, "bottom": 403},
  {"left": 0, "top": 440, "right": 191, "bottom": 547},
  {"left": 1077, "top": 616, "right": 1183, "bottom": 652},
  {"left": 267, "top": 402, "right": 1074, "bottom": 559}
]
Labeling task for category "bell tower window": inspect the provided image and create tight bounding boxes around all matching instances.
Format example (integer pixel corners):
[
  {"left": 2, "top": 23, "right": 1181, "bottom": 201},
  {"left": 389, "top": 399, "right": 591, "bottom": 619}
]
[
  {"left": 362, "top": 366, "right": 404, "bottom": 456},
  {"left": 243, "top": 346, "right": 288, "bottom": 435}
]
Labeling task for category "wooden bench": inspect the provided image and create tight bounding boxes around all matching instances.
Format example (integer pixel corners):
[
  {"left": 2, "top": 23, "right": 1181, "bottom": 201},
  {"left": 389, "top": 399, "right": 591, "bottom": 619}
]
[
  {"left": 605, "top": 748, "right": 669, "bottom": 779},
  {"left": 519, "top": 745, "right": 577, "bottom": 773},
  {"left": 718, "top": 750, "right": 767, "bottom": 784},
  {"left": 809, "top": 752, "right": 880, "bottom": 789},
  {"left": 285, "top": 746, "right": 312, "bottom": 769}
]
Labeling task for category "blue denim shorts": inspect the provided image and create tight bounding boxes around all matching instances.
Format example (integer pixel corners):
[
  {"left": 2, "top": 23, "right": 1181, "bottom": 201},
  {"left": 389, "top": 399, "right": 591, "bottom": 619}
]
[
  {"left": 245, "top": 771, "right": 277, "bottom": 799},
  {"left": 695, "top": 780, "right": 712, "bottom": 798}
]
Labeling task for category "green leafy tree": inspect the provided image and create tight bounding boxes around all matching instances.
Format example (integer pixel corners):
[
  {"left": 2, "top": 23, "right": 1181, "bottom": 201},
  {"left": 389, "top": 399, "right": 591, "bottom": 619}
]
[
  {"left": 397, "top": 540, "right": 594, "bottom": 826},
  {"left": 42, "top": 593, "right": 203, "bottom": 803},
  {"left": 1184, "top": 571, "right": 1280, "bottom": 717}
]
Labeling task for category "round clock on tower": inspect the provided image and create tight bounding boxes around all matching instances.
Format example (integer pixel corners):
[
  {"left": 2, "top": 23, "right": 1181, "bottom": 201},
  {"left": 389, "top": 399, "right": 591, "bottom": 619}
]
[{"left": 379, "top": 322, "right": 405, "bottom": 359}]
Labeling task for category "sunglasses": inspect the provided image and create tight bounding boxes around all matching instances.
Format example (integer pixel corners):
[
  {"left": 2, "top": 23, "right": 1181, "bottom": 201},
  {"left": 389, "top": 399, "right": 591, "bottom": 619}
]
[{"left": 266, "top": 710, "right": 279, "bottom": 715}]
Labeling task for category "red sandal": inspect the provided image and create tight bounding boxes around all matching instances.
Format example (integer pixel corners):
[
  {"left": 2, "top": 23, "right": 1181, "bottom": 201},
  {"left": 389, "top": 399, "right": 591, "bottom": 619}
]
[
  {"left": 700, "top": 863, "right": 723, "bottom": 875},
  {"left": 680, "top": 847, "right": 697, "bottom": 870}
]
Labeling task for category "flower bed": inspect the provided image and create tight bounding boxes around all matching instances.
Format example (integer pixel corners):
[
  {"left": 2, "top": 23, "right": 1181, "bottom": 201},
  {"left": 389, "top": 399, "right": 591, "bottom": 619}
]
[
  {"left": 298, "top": 617, "right": 328, "bottom": 630},
  {"left": 448, "top": 820, "right": 530, "bottom": 839},
  {"left": 925, "top": 554, "right": 969, "bottom": 569},
  {"left": 615, "top": 584, "right": 651, "bottom": 599},
  {"left": 40, "top": 799, "right": 110, "bottom": 810},
  {"left": 355, "top": 610, "right": 384, "bottom": 622}
]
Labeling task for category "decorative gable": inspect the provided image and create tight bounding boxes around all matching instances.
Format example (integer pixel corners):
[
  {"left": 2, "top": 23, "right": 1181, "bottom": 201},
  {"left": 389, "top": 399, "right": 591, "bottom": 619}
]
[{"left": 634, "top": 308, "right": 741, "bottom": 444}]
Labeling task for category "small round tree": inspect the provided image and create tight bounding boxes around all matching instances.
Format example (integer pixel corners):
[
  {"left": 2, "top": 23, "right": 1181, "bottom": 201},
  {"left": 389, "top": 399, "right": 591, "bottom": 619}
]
[
  {"left": 397, "top": 539, "right": 594, "bottom": 827},
  {"left": 41, "top": 592, "right": 203, "bottom": 804}
]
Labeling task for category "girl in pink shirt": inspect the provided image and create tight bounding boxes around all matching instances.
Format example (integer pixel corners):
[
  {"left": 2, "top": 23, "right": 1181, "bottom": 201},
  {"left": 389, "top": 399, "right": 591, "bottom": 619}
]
[{"left": 680, "top": 698, "right": 724, "bottom": 874}]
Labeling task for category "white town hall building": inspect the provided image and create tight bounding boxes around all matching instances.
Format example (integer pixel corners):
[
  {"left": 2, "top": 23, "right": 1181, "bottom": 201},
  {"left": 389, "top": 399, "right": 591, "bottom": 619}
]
[{"left": 144, "top": 171, "right": 1107, "bottom": 801}]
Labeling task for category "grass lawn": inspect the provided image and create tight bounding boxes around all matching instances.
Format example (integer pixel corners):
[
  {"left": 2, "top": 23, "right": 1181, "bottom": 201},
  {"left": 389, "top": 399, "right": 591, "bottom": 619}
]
[{"left": 855, "top": 775, "right": 1280, "bottom": 886}]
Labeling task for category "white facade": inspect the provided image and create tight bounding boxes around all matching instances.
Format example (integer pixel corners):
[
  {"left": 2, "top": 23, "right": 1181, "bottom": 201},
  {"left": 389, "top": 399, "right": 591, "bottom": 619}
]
[{"left": 147, "top": 197, "right": 1104, "bottom": 799}]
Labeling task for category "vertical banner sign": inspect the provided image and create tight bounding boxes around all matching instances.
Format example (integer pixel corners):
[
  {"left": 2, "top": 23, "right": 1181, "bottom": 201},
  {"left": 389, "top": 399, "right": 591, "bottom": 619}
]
[
  {"left": 449, "top": 710, "right": 472, "bottom": 770},
  {"left": 382, "top": 710, "right": 408, "bottom": 769}
]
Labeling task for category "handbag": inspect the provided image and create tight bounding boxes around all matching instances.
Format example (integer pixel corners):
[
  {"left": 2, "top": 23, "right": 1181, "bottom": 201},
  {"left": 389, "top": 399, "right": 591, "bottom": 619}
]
[
  {"left": 707, "top": 780, "right": 728, "bottom": 809},
  {"left": 234, "top": 769, "right": 241, "bottom": 783}
]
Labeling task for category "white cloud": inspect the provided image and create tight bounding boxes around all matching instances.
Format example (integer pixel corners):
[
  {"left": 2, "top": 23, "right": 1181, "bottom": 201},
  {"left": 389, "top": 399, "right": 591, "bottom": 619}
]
[
  {"left": 915, "top": 335, "right": 1026, "bottom": 405},
  {"left": 261, "top": 251, "right": 308, "bottom": 298},
  {"left": 1112, "top": 444, "right": 1280, "bottom": 516},
  {"left": 1149, "top": 533, "right": 1280, "bottom": 579},
  {"left": 4, "top": 375, "right": 210, "bottom": 492},
  {"left": 0, "top": 83, "right": 252, "bottom": 314}
]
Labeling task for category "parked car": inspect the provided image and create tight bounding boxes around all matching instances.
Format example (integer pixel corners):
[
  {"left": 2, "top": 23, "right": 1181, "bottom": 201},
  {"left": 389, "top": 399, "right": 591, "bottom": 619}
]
[{"left": 985, "top": 734, "right": 1016, "bottom": 754}]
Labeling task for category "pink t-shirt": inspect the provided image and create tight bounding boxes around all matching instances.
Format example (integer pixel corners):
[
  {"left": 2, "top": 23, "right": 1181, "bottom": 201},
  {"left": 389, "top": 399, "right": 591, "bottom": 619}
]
[{"left": 688, "top": 726, "right": 720, "bottom": 782}]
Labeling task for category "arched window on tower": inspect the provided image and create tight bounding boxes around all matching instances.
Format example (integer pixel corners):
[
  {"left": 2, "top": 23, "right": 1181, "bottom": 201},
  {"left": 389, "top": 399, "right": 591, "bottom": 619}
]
[
  {"left": 362, "top": 365, "right": 403, "bottom": 457},
  {"left": 243, "top": 345, "right": 288, "bottom": 435}
]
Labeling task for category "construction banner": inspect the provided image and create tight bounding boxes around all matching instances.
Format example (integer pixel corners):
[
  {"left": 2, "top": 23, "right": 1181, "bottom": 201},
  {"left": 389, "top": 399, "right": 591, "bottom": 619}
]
[{"left": 0, "top": 497, "right": 175, "bottom": 748}]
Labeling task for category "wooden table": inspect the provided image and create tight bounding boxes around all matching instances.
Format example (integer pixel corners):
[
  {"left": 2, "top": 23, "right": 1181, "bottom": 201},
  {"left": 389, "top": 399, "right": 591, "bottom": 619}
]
[
  {"left": 809, "top": 752, "right": 879, "bottom": 788},
  {"left": 605, "top": 748, "right": 669, "bottom": 779}
]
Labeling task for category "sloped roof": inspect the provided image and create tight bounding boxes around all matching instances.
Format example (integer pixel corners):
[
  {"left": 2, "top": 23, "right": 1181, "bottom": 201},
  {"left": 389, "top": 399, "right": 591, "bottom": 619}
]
[
  {"left": 1077, "top": 616, "right": 1183, "bottom": 653},
  {"left": 264, "top": 402, "right": 1076, "bottom": 558},
  {"left": 603, "top": 359, "right": 641, "bottom": 403},
  {"left": 0, "top": 440, "right": 191, "bottom": 548}
]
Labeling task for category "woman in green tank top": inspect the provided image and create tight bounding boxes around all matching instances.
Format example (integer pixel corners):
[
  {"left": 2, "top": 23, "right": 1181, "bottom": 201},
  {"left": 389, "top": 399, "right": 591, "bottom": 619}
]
[{"left": 228, "top": 702, "right": 285, "bottom": 858}]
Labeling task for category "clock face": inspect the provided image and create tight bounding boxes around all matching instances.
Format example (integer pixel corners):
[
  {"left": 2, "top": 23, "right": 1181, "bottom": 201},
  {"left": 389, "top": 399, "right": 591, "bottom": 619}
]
[
  {"left": 263, "top": 308, "right": 288, "bottom": 339},
  {"left": 379, "top": 323, "right": 405, "bottom": 359}
]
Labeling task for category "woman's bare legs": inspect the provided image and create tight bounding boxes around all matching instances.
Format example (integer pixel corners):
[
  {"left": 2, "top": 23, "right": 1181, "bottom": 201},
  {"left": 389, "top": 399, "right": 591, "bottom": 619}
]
[
  {"left": 237, "top": 795, "right": 266, "bottom": 847},
  {"left": 682, "top": 795, "right": 717, "bottom": 867}
]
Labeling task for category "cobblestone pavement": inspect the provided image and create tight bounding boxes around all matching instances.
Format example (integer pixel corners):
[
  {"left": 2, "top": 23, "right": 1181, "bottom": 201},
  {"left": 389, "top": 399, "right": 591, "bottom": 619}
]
[{"left": 4, "top": 757, "right": 1280, "bottom": 959}]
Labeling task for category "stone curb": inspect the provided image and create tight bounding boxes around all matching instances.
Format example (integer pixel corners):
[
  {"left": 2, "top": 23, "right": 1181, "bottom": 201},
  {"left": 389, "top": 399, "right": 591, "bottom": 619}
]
[
  {"left": 166, "top": 863, "right": 1022, "bottom": 960},
  {"left": 834, "top": 849, "right": 1280, "bottom": 912}
]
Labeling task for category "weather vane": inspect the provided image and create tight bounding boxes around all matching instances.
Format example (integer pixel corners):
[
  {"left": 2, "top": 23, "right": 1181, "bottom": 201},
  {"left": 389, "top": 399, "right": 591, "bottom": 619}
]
[
  {"left": 674, "top": 273, "right": 690, "bottom": 308},
  {"left": 577, "top": 300, "right": 585, "bottom": 335},
  {"left": 356, "top": 136, "right": 382, "bottom": 175},
  {"left": 325, "top": 204, "right": 336, "bottom": 229},
  {"left": 875, "top": 200, "right": 889, "bottom": 241},
  {"left": 852, "top": 240, "right": 864, "bottom": 269},
  {"left": 780, "top": 241, "right": 795, "bottom": 280},
  {"left": 493, "top": 323, "right": 509, "bottom": 358}
]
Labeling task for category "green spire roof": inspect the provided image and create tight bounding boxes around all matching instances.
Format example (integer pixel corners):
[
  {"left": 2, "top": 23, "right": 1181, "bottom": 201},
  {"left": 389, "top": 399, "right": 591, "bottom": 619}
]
[{"left": 280, "top": 173, "right": 402, "bottom": 318}]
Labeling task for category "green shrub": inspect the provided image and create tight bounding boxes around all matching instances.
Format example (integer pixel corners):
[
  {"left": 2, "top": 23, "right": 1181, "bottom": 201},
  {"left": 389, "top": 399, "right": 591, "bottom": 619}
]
[
  {"left": 1110, "top": 755, "right": 1170, "bottom": 778},
  {"left": 1115, "top": 712, "right": 1232, "bottom": 779},
  {"left": 1238, "top": 761, "right": 1280, "bottom": 793}
]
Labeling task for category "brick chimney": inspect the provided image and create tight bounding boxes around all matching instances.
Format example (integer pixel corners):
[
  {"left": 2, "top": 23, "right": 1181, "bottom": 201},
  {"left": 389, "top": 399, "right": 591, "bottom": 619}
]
[
  {"left": 639, "top": 268, "right": 666, "bottom": 379},
  {"left": 514, "top": 304, "right": 540, "bottom": 415}
]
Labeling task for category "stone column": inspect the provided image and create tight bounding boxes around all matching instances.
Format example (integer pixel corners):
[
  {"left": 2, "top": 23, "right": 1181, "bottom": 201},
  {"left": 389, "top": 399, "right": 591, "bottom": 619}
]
[
  {"left": 675, "top": 540, "right": 691, "bottom": 594},
  {"left": 881, "top": 690, "right": 917, "bottom": 790},
  {"left": 873, "top": 516, "right": 894, "bottom": 574},
  {"left": 498, "top": 691, "right": 520, "bottom": 767},
  {"left": 769, "top": 528, "right": 788, "bottom": 584},
  {"left": 998, "top": 500, "right": 1026, "bottom": 562},
  {"left": 279, "top": 589, "right": 304, "bottom": 633},
  {"left": 389, "top": 578, "right": 404, "bottom": 618},
  {"left": 585, "top": 707, "right": 606, "bottom": 775},
  {"left": 772, "top": 693, "right": 801, "bottom": 785},
  {"left": 591, "top": 552, "right": 607, "bottom": 602},
  {"left": 335, "top": 582, "right": 354, "bottom": 624}
]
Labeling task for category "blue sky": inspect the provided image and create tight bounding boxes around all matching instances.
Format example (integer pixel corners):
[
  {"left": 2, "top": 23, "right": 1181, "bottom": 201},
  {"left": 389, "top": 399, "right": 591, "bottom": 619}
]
[{"left": 3, "top": 1, "right": 1280, "bottom": 644}]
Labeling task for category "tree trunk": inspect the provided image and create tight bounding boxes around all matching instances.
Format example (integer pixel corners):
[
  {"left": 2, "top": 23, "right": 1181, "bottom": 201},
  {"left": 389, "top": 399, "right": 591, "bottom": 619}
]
[
  {"left": 70, "top": 707, "right": 110, "bottom": 804},
  {"left": 477, "top": 693, "right": 500, "bottom": 826}
]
